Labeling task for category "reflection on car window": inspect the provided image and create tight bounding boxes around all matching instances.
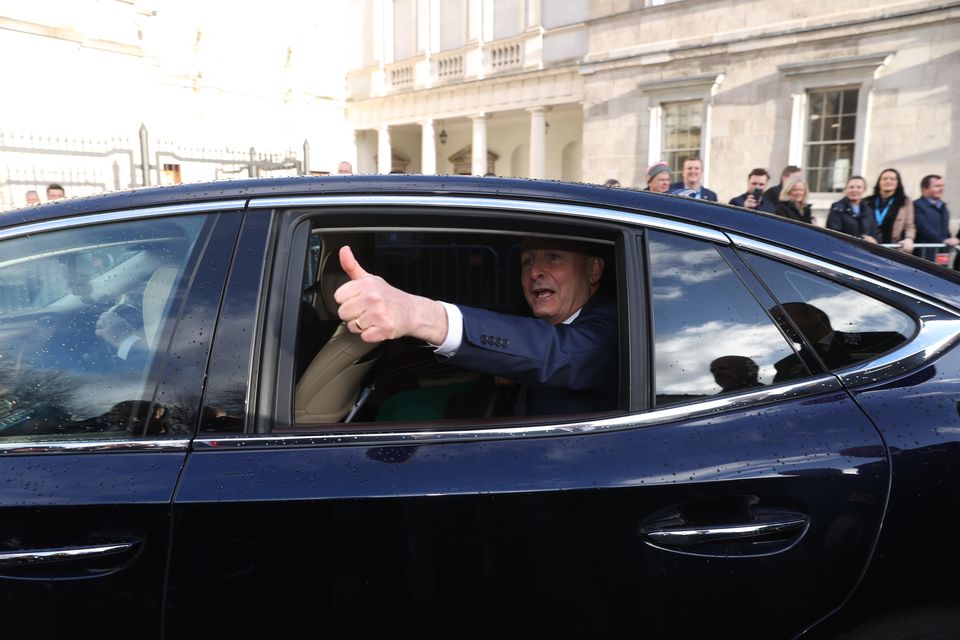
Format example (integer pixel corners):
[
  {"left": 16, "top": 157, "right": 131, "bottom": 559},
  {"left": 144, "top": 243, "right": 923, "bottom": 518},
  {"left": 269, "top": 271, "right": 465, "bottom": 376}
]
[
  {"left": 743, "top": 253, "right": 915, "bottom": 367},
  {"left": 0, "top": 215, "right": 209, "bottom": 440},
  {"left": 647, "top": 231, "right": 798, "bottom": 406}
]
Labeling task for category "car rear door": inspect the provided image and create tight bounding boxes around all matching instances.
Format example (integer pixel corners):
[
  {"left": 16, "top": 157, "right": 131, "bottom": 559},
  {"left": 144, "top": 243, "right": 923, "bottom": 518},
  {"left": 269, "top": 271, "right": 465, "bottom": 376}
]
[
  {"left": 0, "top": 205, "right": 242, "bottom": 638},
  {"left": 165, "top": 199, "right": 888, "bottom": 639}
]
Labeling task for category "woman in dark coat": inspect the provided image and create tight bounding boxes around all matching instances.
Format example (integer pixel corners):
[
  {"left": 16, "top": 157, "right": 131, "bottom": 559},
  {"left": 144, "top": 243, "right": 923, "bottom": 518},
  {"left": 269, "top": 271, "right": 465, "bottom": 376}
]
[
  {"left": 870, "top": 168, "right": 915, "bottom": 253},
  {"left": 774, "top": 175, "right": 813, "bottom": 223},
  {"left": 827, "top": 176, "right": 878, "bottom": 242}
]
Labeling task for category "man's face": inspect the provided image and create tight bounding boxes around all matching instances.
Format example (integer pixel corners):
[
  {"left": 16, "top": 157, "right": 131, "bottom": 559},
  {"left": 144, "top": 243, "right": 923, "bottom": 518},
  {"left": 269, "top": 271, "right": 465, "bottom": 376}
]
[
  {"left": 520, "top": 249, "right": 602, "bottom": 325},
  {"left": 683, "top": 160, "right": 702, "bottom": 186},
  {"left": 747, "top": 174, "right": 768, "bottom": 192},
  {"left": 337, "top": 162, "right": 353, "bottom": 175},
  {"left": 923, "top": 177, "right": 945, "bottom": 200},
  {"left": 47, "top": 188, "right": 65, "bottom": 201},
  {"left": 25, "top": 191, "right": 40, "bottom": 205}
]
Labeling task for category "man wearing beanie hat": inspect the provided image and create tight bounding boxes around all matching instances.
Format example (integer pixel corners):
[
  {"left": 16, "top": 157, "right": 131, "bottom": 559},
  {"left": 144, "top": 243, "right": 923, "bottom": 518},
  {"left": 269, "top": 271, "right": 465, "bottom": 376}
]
[
  {"left": 335, "top": 236, "right": 617, "bottom": 416},
  {"left": 646, "top": 162, "right": 672, "bottom": 193}
]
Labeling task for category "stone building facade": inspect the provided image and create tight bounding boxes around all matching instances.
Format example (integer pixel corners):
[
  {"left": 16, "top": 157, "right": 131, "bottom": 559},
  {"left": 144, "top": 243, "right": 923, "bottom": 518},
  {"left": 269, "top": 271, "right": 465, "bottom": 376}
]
[{"left": 346, "top": 0, "right": 960, "bottom": 214}]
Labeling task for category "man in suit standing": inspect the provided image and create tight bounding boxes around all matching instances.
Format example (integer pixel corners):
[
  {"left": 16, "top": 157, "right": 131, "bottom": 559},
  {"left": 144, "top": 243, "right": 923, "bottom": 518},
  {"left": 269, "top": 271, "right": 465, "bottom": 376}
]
[
  {"left": 729, "top": 168, "right": 777, "bottom": 213},
  {"left": 335, "top": 238, "right": 617, "bottom": 415},
  {"left": 913, "top": 175, "right": 957, "bottom": 262},
  {"left": 669, "top": 157, "right": 717, "bottom": 201}
]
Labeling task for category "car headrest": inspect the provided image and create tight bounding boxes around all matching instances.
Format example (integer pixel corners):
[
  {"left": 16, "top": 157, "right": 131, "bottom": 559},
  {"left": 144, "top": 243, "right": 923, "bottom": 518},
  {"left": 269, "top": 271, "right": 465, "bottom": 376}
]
[{"left": 319, "top": 249, "right": 350, "bottom": 320}]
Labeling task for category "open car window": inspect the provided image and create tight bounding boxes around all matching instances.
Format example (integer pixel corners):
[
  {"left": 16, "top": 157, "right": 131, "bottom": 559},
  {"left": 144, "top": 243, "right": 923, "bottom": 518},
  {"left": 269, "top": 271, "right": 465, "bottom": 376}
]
[{"left": 283, "top": 224, "right": 622, "bottom": 431}]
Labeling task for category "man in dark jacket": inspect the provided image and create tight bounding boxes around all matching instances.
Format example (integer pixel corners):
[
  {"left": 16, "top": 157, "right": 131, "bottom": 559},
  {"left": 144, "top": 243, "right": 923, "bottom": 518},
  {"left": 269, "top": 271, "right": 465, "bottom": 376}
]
[
  {"left": 669, "top": 157, "right": 717, "bottom": 201},
  {"left": 914, "top": 175, "right": 957, "bottom": 262},
  {"left": 827, "top": 176, "right": 878, "bottom": 242},
  {"left": 729, "top": 168, "right": 777, "bottom": 213}
]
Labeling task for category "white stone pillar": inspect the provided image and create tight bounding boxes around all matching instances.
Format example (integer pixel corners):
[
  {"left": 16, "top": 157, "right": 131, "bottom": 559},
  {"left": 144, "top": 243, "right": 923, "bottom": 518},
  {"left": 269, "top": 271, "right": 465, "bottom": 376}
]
[
  {"left": 378, "top": 125, "right": 392, "bottom": 174},
  {"left": 421, "top": 119, "right": 437, "bottom": 175},
  {"left": 471, "top": 113, "right": 488, "bottom": 176},
  {"left": 528, "top": 107, "right": 546, "bottom": 179},
  {"left": 788, "top": 92, "right": 807, "bottom": 168}
]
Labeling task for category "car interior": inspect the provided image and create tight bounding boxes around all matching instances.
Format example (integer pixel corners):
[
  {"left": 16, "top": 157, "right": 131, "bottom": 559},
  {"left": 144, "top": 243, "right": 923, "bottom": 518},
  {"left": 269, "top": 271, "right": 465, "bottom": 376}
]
[{"left": 289, "top": 225, "right": 620, "bottom": 429}]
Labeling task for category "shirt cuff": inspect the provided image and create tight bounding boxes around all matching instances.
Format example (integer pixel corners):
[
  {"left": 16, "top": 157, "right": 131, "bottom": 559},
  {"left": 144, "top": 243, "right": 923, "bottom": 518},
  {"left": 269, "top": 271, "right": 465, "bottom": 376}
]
[
  {"left": 117, "top": 335, "right": 142, "bottom": 360},
  {"left": 433, "top": 302, "right": 463, "bottom": 356}
]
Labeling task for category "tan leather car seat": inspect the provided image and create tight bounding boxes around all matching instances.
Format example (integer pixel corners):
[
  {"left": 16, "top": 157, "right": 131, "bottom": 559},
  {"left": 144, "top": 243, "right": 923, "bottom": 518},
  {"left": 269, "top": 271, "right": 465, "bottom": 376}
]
[
  {"left": 294, "top": 244, "right": 380, "bottom": 424},
  {"left": 142, "top": 264, "right": 180, "bottom": 349}
]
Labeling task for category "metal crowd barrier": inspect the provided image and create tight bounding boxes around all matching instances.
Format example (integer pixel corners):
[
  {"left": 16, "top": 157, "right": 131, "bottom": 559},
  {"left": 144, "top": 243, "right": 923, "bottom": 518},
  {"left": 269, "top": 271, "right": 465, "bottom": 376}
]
[{"left": 881, "top": 242, "right": 958, "bottom": 267}]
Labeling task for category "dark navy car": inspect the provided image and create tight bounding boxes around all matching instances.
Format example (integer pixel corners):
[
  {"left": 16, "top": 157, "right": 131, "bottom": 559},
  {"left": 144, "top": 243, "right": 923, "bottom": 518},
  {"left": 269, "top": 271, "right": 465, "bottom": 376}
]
[{"left": 0, "top": 176, "right": 958, "bottom": 639}]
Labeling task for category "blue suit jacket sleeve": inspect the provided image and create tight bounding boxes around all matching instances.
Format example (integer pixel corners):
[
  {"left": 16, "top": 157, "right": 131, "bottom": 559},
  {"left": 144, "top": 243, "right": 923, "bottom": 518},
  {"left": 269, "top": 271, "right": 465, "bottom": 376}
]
[{"left": 446, "top": 300, "right": 618, "bottom": 390}]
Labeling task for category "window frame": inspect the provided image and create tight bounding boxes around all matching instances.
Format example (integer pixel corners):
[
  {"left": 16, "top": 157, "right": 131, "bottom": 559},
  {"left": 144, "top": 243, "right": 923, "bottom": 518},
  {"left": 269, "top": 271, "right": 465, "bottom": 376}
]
[
  {"left": 802, "top": 86, "right": 860, "bottom": 193},
  {"left": 778, "top": 53, "right": 892, "bottom": 204},
  {"left": 0, "top": 201, "right": 241, "bottom": 450},
  {"left": 256, "top": 204, "right": 636, "bottom": 436},
  {"left": 639, "top": 72, "right": 723, "bottom": 188}
]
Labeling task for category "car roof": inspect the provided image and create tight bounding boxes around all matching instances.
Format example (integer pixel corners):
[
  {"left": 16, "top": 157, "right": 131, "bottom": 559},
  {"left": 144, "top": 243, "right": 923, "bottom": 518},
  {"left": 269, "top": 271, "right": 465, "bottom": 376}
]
[{"left": 4, "top": 175, "right": 959, "bottom": 307}]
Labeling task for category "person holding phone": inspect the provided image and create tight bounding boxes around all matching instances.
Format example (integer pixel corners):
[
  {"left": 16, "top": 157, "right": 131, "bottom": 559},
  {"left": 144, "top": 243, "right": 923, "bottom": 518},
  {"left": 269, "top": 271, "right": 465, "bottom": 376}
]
[{"left": 729, "top": 168, "right": 776, "bottom": 213}]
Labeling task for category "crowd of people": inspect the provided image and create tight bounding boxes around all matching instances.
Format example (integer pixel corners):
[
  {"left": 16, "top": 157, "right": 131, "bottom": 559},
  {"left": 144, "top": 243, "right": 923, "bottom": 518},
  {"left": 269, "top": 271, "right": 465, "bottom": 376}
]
[{"left": 629, "top": 158, "right": 954, "bottom": 263}]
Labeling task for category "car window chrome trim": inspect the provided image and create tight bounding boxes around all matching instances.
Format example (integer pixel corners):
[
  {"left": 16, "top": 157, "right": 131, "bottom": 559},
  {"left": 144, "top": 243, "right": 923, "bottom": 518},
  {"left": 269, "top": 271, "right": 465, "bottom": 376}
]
[
  {"left": 727, "top": 233, "right": 960, "bottom": 315},
  {"left": 0, "top": 200, "right": 247, "bottom": 242},
  {"left": 728, "top": 233, "right": 960, "bottom": 387},
  {"left": 194, "top": 376, "right": 840, "bottom": 449},
  {"left": 247, "top": 195, "right": 730, "bottom": 244},
  {"left": 0, "top": 439, "right": 190, "bottom": 455}
]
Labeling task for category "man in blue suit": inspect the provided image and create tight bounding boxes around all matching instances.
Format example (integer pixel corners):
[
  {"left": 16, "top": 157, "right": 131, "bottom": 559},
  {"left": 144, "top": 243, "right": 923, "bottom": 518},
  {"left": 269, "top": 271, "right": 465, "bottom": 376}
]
[
  {"left": 669, "top": 157, "right": 717, "bottom": 201},
  {"left": 913, "top": 174, "right": 957, "bottom": 262},
  {"left": 335, "top": 238, "right": 618, "bottom": 415}
]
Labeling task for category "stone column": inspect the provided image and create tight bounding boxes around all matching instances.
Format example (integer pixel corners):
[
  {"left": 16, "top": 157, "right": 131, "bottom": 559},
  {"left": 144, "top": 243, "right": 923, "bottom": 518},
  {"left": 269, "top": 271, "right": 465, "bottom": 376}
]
[
  {"left": 470, "top": 113, "right": 488, "bottom": 176},
  {"left": 421, "top": 119, "right": 437, "bottom": 175},
  {"left": 378, "top": 124, "right": 392, "bottom": 174},
  {"left": 528, "top": 107, "right": 546, "bottom": 179}
]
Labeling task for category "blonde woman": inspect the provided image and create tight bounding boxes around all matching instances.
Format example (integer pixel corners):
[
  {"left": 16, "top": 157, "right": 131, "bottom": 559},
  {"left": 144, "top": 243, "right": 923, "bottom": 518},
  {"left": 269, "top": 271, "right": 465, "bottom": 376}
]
[{"left": 775, "top": 175, "right": 813, "bottom": 223}]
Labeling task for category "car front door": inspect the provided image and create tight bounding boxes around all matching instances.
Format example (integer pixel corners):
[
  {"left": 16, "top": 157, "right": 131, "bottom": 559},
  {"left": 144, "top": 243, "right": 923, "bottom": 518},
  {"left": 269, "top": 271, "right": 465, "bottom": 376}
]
[
  {"left": 0, "top": 206, "right": 241, "bottom": 638},
  {"left": 165, "top": 200, "right": 888, "bottom": 639}
]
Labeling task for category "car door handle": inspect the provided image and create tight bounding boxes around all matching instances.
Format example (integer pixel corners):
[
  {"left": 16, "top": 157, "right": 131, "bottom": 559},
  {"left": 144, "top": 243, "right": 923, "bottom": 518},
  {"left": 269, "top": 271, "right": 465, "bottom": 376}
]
[
  {"left": 0, "top": 540, "right": 139, "bottom": 567},
  {"left": 640, "top": 503, "right": 810, "bottom": 557},
  {"left": 642, "top": 512, "right": 809, "bottom": 547}
]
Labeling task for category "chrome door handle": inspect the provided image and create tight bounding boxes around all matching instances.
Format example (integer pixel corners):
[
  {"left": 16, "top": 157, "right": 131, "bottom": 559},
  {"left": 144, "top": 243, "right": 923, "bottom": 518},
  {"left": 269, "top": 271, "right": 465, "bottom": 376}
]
[
  {"left": 642, "top": 514, "right": 809, "bottom": 547},
  {"left": 0, "top": 541, "right": 138, "bottom": 567}
]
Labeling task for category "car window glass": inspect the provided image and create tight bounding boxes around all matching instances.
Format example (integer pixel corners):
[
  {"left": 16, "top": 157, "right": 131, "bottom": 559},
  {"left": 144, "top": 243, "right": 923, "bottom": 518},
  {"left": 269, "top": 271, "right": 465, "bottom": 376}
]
[
  {"left": 0, "top": 215, "right": 209, "bottom": 439},
  {"left": 743, "top": 253, "right": 915, "bottom": 366},
  {"left": 647, "top": 231, "right": 799, "bottom": 406},
  {"left": 289, "top": 227, "right": 618, "bottom": 429}
]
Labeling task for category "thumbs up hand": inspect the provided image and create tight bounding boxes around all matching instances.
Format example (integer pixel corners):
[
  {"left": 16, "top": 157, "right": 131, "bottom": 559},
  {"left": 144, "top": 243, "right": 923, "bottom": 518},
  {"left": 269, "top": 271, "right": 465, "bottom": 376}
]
[{"left": 334, "top": 245, "right": 448, "bottom": 344}]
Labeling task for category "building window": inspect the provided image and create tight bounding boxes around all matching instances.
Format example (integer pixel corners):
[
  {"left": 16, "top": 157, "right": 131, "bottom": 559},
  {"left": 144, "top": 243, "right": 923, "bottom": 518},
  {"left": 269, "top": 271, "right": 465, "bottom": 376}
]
[
  {"left": 661, "top": 100, "right": 702, "bottom": 183},
  {"left": 804, "top": 88, "right": 858, "bottom": 193}
]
